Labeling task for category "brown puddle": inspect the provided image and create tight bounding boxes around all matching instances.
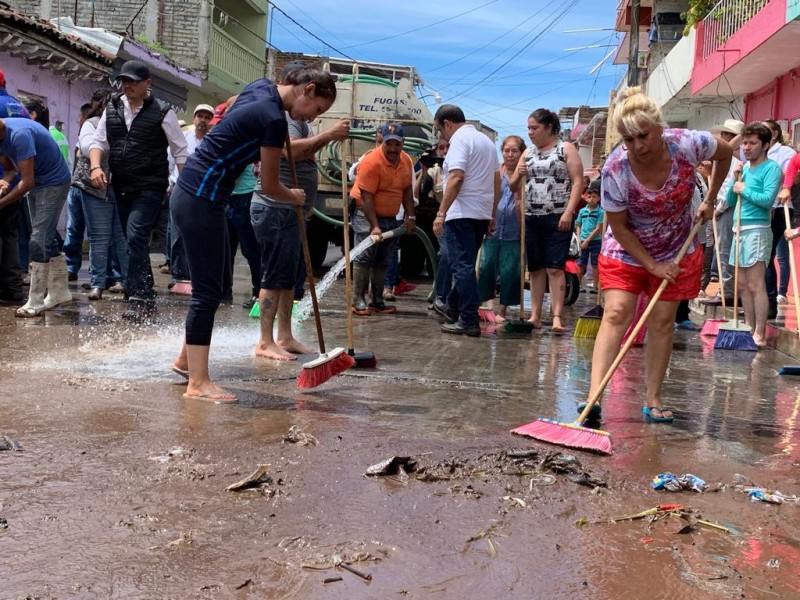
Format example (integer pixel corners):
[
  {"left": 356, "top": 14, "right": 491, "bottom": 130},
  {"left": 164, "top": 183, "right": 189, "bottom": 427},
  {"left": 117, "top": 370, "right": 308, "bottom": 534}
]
[{"left": 2, "top": 280, "right": 800, "bottom": 598}]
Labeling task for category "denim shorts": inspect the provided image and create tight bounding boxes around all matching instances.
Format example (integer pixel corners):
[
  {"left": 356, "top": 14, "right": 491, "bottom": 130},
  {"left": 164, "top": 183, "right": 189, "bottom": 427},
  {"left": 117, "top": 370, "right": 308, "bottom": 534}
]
[
  {"left": 251, "top": 203, "right": 299, "bottom": 290},
  {"left": 730, "top": 227, "right": 772, "bottom": 268},
  {"left": 525, "top": 213, "right": 573, "bottom": 270},
  {"left": 578, "top": 239, "right": 601, "bottom": 267}
]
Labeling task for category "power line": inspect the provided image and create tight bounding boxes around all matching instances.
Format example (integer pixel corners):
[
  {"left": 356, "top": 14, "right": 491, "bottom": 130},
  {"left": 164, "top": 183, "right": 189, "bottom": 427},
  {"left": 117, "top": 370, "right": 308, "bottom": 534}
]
[
  {"left": 425, "top": 8, "right": 544, "bottom": 74},
  {"left": 448, "top": 0, "right": 580, "bottom": 103},
  {"left": 269, "top": 1, "right": 359, "bottom": 61}
]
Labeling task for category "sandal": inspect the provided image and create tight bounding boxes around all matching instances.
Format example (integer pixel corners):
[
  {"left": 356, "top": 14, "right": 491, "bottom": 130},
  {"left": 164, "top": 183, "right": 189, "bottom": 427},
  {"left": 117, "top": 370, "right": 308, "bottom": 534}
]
[
  {"left": 577, "top": 402, "right": 601, "bottom": 422},
  {"left": 642, "top": 406, "right": 674, "bottom": 423}
]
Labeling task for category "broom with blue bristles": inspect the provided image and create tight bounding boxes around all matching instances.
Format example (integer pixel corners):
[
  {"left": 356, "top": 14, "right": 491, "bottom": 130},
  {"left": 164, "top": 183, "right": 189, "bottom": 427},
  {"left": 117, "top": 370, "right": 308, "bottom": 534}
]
[
  {"left": 715, "top": 189, "right": 758, "bottom": 351},
  {"left": 512, "top": 221, "right": 704, "bottom": 455}
]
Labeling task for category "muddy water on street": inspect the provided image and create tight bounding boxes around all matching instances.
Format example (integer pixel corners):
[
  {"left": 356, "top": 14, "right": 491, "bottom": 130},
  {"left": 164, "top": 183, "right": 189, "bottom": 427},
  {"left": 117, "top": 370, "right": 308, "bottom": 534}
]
[{"left": 1, "top": 283, "right": 800, "bottom": 599}]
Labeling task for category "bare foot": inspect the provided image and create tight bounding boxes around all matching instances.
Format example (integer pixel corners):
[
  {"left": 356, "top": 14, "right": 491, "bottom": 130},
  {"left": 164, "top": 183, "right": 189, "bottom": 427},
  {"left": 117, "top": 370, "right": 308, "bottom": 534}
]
[
  {"left": 254, "top": 342, "right": 297, "bottom": 361},
  {"left": 753, "top": 334, "right": 767, "bottom": 348},
  {"left": 172, "top": 358, "right": 188, "bottom": 372},
  {"left": 528, "top": 317, "right": 542, "bottom": 329},
  {"left": 277, "top": 338, "right": 316, "bottom": 355},
  {"left": 494, "top": 314, "right": 507, "bottom": 324},
  {"left": 552, "top": 315, "right": 564, "bottom": 334},
  {"left": 183, "top": 383, "right": 236, "bottom": 403}
]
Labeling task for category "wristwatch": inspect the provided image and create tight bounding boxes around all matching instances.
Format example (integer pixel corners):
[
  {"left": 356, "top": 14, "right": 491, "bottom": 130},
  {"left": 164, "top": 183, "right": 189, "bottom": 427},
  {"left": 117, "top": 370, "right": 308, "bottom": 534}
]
[
  {"left": 408, "top": 215, "right": 416, "bottom": 220},
  {"left": 436, "top": 211, "right": 445, "bottom": 218}
]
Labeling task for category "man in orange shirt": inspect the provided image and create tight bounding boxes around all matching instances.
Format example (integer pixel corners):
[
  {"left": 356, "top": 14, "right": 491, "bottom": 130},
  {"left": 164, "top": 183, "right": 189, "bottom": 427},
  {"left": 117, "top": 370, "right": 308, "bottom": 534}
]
[{"left": 351, "top": 122, "right": 416, "bottom": 315}]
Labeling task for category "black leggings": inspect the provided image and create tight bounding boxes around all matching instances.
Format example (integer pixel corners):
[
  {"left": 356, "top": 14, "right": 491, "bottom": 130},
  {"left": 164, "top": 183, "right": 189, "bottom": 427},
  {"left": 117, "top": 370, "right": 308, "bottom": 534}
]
[{"left": 170, "top": 185, "right": 232, "bottom": 346}]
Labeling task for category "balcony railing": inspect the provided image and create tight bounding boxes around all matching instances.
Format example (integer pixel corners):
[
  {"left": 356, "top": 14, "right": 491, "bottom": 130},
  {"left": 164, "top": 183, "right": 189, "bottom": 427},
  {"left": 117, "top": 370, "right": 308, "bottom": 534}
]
[
  {"left": 209, "top": 24, "right": 265, "bottom": 87},
  {"left": 701, "top": 0, "right": 770, "bottom": 59}
]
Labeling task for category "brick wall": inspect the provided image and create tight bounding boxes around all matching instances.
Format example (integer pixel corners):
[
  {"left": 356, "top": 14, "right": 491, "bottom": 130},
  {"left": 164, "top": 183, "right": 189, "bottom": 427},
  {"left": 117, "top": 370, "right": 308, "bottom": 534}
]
[{"left": 7, "top": 0, "right": 203, "bottom": 70}]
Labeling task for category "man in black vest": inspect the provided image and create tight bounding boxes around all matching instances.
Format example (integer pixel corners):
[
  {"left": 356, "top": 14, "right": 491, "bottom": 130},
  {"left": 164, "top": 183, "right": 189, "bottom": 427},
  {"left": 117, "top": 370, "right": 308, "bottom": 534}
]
[{"left": 88, "top": 60, "right": 188, "bottom": 321}]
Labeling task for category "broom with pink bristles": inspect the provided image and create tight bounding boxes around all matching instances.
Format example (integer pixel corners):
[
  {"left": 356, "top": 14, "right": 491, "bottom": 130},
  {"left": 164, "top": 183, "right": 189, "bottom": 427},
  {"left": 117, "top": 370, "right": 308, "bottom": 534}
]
[
  {"left": 284, "top": 135, "right": 354, "bottom": 389},
  {"left": 700, "top": 215, "right": 730, "bottom": 336},
  {"left": 511, "top": 221, "right": 703, "bottom": 455}
]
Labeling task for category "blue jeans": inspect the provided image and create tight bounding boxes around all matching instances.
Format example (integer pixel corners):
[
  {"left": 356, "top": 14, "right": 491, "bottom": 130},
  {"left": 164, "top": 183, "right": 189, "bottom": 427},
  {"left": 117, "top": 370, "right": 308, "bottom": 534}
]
[
  {"left": 63, "top": 187, "right": 85, "bottom": 275},
  {"left": 18, "top": 195, "right": 31, "bottom": 272},
  {"left": 385, "top": 219, "right": 402, "bottom": 287},
  {"left": 80, "top": 188, "right": 129, "bottom": 289},
  {"left": 169, "top": 209, "right": 189, "bottom": 281},
  {"left": 115, "top": 188, "right": 165, "bottom": 302},
  {"left": 28, "top": 182, "right": 70, "bottom": 263},
  {"left": 434, "top": 232, "right": 452, "bottom": 303},
  {"left": 444, "top": 218, "right": 489, "bottom": 327},
  {"left": 171, "top": 185, "right": 231, "bottom": 346},
  {"left": 227, "top": 192, "right": 261, "bottom": 297},
  {"left": 0, "top": 202, "right": 22, "bottom": 298},
  {"left": 351, "top": 210, "right": 398, "bottom": 268}
]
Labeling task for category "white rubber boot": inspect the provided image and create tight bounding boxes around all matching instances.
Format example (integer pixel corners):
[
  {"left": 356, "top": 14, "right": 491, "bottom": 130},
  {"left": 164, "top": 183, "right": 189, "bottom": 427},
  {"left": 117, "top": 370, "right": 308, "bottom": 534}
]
[
  {"left": 16, "top": 261, "right": 49, "bottom": 318},
  {"left": 43, "top": 254, "right": 73, "bottom": 310}
]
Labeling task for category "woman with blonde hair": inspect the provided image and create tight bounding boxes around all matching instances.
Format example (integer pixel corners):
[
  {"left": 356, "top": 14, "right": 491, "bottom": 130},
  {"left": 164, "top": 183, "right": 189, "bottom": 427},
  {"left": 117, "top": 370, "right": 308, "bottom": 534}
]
[
  {"left": 478, "top": 135, "right": 525, "bottom": 322},
  {"left": 584, "top": 87, "right": 732, "bottom": 423}
]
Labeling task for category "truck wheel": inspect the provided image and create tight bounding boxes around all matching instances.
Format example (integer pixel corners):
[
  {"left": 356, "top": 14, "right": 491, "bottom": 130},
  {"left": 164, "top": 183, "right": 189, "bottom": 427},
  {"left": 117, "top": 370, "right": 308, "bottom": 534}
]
[{"left": 564, "top": 272, "right": 581, "bottom": 306}]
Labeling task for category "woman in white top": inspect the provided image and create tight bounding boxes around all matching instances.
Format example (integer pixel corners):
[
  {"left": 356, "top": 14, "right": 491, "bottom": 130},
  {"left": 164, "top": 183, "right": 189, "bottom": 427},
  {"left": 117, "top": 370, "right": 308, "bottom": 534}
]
[{"left": 762, "top": 119, "right": 797, "bottom": 307}]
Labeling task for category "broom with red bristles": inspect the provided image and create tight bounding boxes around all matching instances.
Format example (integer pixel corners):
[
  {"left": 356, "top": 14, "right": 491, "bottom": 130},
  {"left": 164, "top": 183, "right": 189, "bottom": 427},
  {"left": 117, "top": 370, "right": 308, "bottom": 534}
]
[
  {"left": 340, "top": 145, "right": 377, "bottom": 368},
  {"left": 285, "top": 135, "right": 355, "bottom": 388},
  {"left": 511, "top": 221, "right": 704, "bottom": 455}
]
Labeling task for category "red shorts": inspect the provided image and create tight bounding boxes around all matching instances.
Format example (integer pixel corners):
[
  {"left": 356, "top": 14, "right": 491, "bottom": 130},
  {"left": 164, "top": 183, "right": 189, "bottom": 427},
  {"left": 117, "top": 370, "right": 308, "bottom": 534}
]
[{"left": 598, "top": 247, "right": 703, "bottom": 301}]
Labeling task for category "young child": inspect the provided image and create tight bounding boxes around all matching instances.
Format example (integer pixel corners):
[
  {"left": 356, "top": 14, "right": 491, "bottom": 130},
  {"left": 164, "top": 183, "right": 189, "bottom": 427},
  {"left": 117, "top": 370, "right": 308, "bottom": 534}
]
[
  {"left": 725, "top": 122, "right": 783, "bottom": 347},
  {"left": 575, "top": 178, "right": 604, "bottom": 292}
]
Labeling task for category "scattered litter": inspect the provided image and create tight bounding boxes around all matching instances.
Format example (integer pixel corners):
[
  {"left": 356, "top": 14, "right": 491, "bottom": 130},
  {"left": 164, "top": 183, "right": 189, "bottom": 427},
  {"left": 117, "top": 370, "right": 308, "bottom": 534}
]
[
  {"left": 323, "top": 577, "right": 343, "bottom": 584},
  {"left": 767, "top": 558, "right": 780, "bottom": 570},
  {"left": 167, "top": 531, "right": 194, "bottom": 547},
  {"left": 365, "top": 456, "right": 418, "bottom": 477},
  {"left": 746, "top": 488, "right": 800, "bottom": 504},
  {"left": 0, "top": 435, "right": 22, "bottom": 452},
  {"left": 283, "top": 425, "right": 318, "bottom": 446},
  {"left": 651, "top": 473, "right": 707, "bottom": 493},
  {"left": 0, "top": 517, "right": 7, "bottom": 530},
  {"left": 148, "top": 446, "right": 186, "bottom": 463},
  {"left": 227, "top": 464, "right": 272, "bottom": 492},
  {"left": 501, "top": 496, "right": 527, "bottom": 508},
  {"left": 332, "top": 553, "right": 372, "bottom": 581},
  {"left": 578, "top": 504, "right": 730, "bottom": 534},
  {"left": 529, "top": 474, "right": 556, "bottom": 490},
  {"left": 640, "top": 537, "right": 654, "bottom": 544}
]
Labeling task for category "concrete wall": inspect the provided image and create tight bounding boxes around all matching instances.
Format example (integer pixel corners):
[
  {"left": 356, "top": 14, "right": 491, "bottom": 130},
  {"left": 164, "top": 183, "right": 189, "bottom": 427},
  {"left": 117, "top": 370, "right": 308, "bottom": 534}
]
[
  {"left": 686, "top": 103, "right": 746, "bottom": 132},
  {"left": 2, "top": 52, "right": 101, "bottom": 160}
]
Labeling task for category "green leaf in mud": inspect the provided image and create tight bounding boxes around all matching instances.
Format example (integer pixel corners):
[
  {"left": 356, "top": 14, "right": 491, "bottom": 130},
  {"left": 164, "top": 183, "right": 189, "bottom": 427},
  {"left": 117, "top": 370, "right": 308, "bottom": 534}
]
[{"left": 575, "top": 517, "right": 589, "bottom": 527}]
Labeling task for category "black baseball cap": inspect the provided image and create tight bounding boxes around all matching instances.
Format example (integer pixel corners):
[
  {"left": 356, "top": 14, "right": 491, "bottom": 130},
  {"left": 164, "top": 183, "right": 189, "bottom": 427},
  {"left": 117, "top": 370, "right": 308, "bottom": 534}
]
[{"left": 116, "top": 60, "right": 151, "bottom": 82}]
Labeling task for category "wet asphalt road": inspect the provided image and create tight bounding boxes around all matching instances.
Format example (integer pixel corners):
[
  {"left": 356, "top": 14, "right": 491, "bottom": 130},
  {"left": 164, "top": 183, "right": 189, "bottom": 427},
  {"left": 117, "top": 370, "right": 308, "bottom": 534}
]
[{"left": 1, "top": 253, "right": 800, "bottom": 599}]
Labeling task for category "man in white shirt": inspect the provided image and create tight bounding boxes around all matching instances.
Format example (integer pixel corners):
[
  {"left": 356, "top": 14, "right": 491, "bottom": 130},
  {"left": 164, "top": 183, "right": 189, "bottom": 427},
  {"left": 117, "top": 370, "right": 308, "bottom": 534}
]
[
  {"left": 432, "top": 104, "right": 500, "bottom": 336},
  {"left": 88, "top": 60, "right": 188, "bottom": 321},
  {"left": 166, "top": 104, "right": 214, "bottom": 285}
]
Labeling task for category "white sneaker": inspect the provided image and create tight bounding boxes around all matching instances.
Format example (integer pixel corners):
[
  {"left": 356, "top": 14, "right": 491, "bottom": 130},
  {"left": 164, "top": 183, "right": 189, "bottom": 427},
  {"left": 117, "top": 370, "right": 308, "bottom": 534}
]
[{"left": 777, "top": 294, "right": 788, "bottom": 304}]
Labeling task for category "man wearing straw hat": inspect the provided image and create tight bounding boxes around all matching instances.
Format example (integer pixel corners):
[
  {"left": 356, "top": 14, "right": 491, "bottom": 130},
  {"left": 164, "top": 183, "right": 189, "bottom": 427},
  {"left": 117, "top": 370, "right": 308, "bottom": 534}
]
[{"left": 703, "top": 119, "right": 744, "bottom": 307}]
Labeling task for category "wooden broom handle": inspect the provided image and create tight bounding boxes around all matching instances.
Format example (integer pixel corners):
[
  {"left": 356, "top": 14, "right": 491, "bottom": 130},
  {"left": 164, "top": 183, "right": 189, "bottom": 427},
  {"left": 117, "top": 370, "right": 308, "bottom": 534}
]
[
  {"left": 784, "top": 203, "right": 800, "bottom": 338},
  {"left": 576, "top": 220, "right": 704, "bottom": 424},
  {"left": 519, "top": 174, "right": 526, "bottom": 321},
  {"left": 341, "top": 146, "right": 355, "bottom": 350},
  {"left": 732, "top": 190, "right": 742, "bottom": 327},
  {"left": 286, "top": 134, "right": 326, "bottom": 354}
]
